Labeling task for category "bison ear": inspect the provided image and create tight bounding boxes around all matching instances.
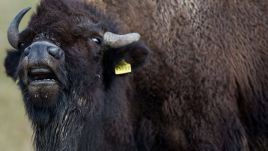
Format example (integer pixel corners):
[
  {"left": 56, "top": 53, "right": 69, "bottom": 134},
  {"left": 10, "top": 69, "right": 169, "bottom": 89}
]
[
  {"left": 116, "top": 41, "right": 150, "bottom": 69},
  {"left": 4, "top": 50, "right": 21, "bottom": 80},
  {"left": 104, "top": 41, "right": 150, "bottom": 74}
]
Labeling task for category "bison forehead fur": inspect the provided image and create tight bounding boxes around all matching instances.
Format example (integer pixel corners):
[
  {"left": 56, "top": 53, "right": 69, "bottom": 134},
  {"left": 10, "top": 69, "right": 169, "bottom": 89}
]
[{"left": 4, "top": 0, "right": 268, "bottom": 151}]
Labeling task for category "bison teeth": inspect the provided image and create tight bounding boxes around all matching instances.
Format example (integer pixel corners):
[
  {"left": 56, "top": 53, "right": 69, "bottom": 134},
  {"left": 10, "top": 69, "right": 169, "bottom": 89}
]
[
  {"left": 29, "top": 79, "right": 57, "bottom": 86},
  {"left": 34, "top": 79, "right": 55, "bottom": 81}
]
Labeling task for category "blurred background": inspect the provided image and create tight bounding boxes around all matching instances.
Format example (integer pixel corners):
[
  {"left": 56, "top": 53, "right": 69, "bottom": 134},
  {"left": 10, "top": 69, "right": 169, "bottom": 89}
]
[{"left": 0, "top": 0, "right": 39, "bottom": 150}]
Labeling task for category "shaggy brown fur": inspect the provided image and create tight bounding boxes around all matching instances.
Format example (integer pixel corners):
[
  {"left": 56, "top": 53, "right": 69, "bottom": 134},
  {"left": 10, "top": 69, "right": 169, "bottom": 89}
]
[
  {"left": 90, "top": 0, "right": 268, "bottom": 150},
  {"left": 4, "top": 0, "right": 268, "bottom": 150}
]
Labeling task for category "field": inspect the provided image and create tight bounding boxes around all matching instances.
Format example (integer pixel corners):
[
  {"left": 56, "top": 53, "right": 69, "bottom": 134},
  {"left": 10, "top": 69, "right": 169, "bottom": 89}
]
[{"left": 0, "top": 0, "right": 38, "bottom": 150}]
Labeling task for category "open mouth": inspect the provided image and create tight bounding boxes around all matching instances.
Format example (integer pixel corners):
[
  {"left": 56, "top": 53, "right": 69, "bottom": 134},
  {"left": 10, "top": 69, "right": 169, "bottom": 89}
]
[
  {"left": 28, "top": 66, "right": 58, "bottom": 85},
  {"left": 26, "top": 65, "right": 61, "bottom": 107}
]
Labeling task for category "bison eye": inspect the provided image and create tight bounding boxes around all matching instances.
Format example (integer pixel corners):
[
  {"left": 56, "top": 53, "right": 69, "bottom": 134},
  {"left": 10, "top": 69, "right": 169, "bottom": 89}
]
[
  {"left": 18, "top": 42, "right": 26, "bottom": 49},
  {"left": 91, "top": 37, "right": 102, "bottom": 45}
]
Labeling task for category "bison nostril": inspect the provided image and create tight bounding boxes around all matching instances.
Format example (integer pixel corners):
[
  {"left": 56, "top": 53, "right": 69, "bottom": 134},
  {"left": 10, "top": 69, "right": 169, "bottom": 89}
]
[
  {"left": 24, "top": 47, "right": 31, "bottom": 56},
  {"left": 48, "top": 46, "right": 62, "bottom": 59}
]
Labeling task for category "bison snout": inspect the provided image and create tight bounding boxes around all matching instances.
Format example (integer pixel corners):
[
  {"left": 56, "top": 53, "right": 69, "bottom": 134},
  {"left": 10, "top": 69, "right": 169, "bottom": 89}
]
[
  {"left": 20, "top": 41, "right": 66, "bottom": 108},
  {"left": 25, "top": 41, "right": 64, "bottom": 61},
  {"left": 20, "top": 40, "right": 67, "bottom": 86}
]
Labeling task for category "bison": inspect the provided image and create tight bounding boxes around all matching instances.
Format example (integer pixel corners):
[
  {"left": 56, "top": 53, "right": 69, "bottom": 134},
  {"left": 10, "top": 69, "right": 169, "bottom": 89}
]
[{"left": 4, "top": 0, "right": 268, "bottom": 150}]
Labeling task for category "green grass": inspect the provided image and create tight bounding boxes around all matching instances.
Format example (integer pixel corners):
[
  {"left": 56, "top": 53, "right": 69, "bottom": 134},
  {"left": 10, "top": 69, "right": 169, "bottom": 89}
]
[{"left": 0, "top": 0, "right": 39, "bottom": 150}]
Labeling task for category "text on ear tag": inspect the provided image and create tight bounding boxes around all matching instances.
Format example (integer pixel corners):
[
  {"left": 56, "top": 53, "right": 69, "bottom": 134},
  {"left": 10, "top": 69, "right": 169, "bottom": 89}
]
[{"left": 115, "top": 60, "right": 132, "bottom": 75}]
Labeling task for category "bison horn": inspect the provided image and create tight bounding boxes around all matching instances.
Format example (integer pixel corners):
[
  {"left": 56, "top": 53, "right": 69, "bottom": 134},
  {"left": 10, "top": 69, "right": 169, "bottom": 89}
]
[
  {"left": 7, "top": 7, "right": 31, "bottom": 49},
  {"left": 103, "top": 32, "right": 141, "bottom": 48}
]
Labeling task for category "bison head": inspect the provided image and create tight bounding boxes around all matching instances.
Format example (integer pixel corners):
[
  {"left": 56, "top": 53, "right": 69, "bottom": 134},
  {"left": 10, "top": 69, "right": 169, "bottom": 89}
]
[{"left": 4, "top": 0, "right": 149, "bottom": 125}]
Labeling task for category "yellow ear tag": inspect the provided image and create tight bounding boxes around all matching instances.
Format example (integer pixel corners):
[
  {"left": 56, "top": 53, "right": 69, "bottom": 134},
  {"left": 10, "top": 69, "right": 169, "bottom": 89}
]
[{"left": 115, "top": 60, "right": 132, "bottom": 75}]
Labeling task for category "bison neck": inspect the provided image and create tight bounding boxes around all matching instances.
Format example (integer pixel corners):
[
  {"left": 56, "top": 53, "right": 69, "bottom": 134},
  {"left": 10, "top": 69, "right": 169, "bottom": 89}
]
[{"left": 33, "top": 78, "right": 137, "bottom": 151}]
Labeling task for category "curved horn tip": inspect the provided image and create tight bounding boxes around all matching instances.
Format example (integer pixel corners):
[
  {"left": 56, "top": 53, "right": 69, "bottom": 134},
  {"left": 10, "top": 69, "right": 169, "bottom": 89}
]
[
  {"left": 103, "top": 32, "right": 141, "bottom": 48},
  {"left": 7, "top": 6, "right": 31, "bottom": 49}
]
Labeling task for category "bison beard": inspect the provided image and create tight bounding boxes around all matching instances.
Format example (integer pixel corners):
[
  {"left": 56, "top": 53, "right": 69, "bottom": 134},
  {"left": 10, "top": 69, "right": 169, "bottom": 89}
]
[{"left": 4, "top": 0, "right": 268, "bottom": 151}]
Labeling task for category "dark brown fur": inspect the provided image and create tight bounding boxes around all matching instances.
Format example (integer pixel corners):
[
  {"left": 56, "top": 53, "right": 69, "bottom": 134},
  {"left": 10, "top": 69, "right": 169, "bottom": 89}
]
[
  {"left": 90, "top": 0, "right": 268, "bottom": 150},
  {"left": 4, "top": 0, "right": 268, "bottom": 151}
]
